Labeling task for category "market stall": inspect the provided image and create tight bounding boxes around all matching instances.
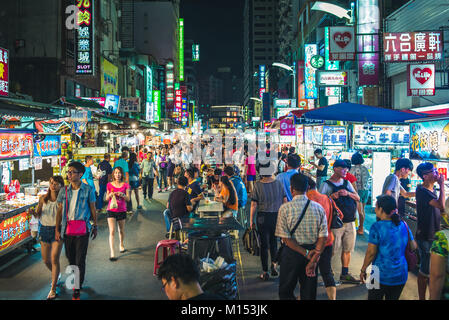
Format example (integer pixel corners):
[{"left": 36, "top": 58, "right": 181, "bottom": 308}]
[
  {"left": 0, "top": 129, "right": 40, "bottom": 257},
  {"left": 33, "top": 134, "right": 62, "bottom": 181}
]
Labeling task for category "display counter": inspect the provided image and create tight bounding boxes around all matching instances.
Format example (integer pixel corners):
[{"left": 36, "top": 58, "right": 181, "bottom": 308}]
[{"left": 0, "top": 195, "right": 39, "bottom": 257}]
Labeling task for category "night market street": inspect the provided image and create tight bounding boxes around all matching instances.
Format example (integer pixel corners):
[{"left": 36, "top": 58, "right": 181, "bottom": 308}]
[{"left": 0, "top": 188, "right": 419, "bottom": 300}]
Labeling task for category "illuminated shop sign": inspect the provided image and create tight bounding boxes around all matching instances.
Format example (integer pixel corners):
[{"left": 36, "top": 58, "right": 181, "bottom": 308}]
[
  {"left": 153, "top": 91, "right": 161, "bottom": 123},
  {"left": 192, "top": 44, "right": 200, "bottom": 62},
  {"left": 407, "top": 64, "right": 435, "bottom": 96},
  {"left": 0, "top": 47, "right": 9, "bottom": 96},
  {"left": 166, "top": 62, "right": 174, "bottom": 102},
  {"left": 304, "top": 44, "right": 318, "bottom": 99},
  {"left": 175, "top": 89, "right": 182, "bottom": 122},
  {"left": 179, "top": 19, "right": 184, "bottom": 81},
  {"left": 329, "top": 26, "right": 355, "bottom": 61},
  {"left": 410, "top": 120, "right": 449, "bottom": 160},
  {"left": 259, "top": 65, "right": 266, "bottom": 89},
  {"left": 384, "top": 32, "right": 443, "bottom": 62},
  {"left": 317, "top": 71, "right": 348, "bottom": 86},
  {"left": 75, "top": 0, "right": 94, "bottom": 74}
]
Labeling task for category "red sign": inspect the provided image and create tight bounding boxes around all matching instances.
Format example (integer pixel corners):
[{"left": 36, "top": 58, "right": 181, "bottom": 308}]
[
  {"left": 407, "top": 64, "right": 435, "bottom": 96},
  {"left": 0, "top": 47, "right": 9, "bottom": 96},
  {"left": 280, "top": 118, "right": 295, "bottom": 136},
  {"left": 384, "top": 32, "right": 443, "bottom": 62},
  {"left": 0, "top": 132, "right": 33, "bottom": 159},
  {"left": 438, "top": 168, "right": 447, "bottom": 181},
  {"left": 175, "top": 89, "right": 182, "bottom": 121},
  {"left": 0, "top": 211, "right": 31, "bottom": 252},
  {"left": 329, "top": 27, "right": 355, "bottom": 61}
]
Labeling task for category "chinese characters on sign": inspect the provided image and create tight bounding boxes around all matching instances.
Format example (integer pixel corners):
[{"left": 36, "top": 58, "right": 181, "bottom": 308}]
[
  {"left": 0, "top": 132, "right": 33, "bottom": 160},
  {"left": 323, "top": 126, "right": 347, "bottom": 146},
  {"left": 174, "top": 89, "right": 182, "bottom": 122},
  {"left": 384, "top": 32, "right": 443, "bottom": 62},
  {"left": 410, "top": 120, "right": 449, "bottom": 160},
  {"left": 179, "top": 19, "right": 184, "bottom": 81},
  {"left": 317, "top": 71, "right": 348, "bottom": 87},
  {"left": 75, "top": 0, "right": 94, "bottom": 74},
  {"left": 0, "top": 47, "right": 9, "bottom": 96},
  {"left": 119, "top": 97, "right": 141, "bottom": 113},
  {"left": 407, "top": 64, "right": 435, "bottom": 96},
  {"left": 329, "top": 27, "right": 355, "bottom": 61},
  {"left": 353, "top": 125, "right": 410, "bottom": 145},
  {"left": 280, "top": 118, "right": 295, "bottom": 136},
  {"left": 34, "top": 135, "right": 61, "bottom": 157},
  {"left": 0, "top": 212, "right": 31, "bottom": 251},
  {"left": 153, "top": 91, "right": 161, "bottom": 123},
  {"left": 304, "top": 44, "right": 318, "bottom": 99}
]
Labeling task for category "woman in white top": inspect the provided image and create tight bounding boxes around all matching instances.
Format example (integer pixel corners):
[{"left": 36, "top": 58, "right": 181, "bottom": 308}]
[{"left": 31, "top": 176, "right": 64, "bottom": 300}]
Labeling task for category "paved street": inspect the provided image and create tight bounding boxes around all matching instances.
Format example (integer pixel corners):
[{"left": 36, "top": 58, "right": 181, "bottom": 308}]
[{"left": 0, "top": 188, "right": 420, "bottom": 300}]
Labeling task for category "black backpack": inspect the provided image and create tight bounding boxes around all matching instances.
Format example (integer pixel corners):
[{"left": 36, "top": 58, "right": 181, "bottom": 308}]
[
  {"left": 325, "top": 180, "right": 357, "bottom": 223},
  {"left": 242, "top": 228, "right": 261, "bottom": 256}
]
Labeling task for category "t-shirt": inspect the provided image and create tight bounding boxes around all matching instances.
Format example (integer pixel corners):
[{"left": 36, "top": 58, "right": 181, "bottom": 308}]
[
  {"left": 98, "top": 160, "right": 113, "bottom": 186},
  {"left": 430, "top": 230, "right": 449, "bottom": 300},
  {"left": 245, "top": 155, "right": 256, "bottom": 176},
  {"left": 369, "top": 220, "right": 412, "bottom": 286},
  {"left": 107, "top": 183, "right": 130, "bottom": 213},
  {"left": 306, "top": 190, "right": 337, "bottom": 247},
  {"left": 416, "top": 184, "right": 441, "bottom": 241},
  {"left": 168, "top": 189, "right": 192, "bottom": 219},
  {"left": 81, "top": 166, "right": 95, "bottom": 190},
  {"left": 276, "top": 169, "right": 299, "bottom": 202},
  {"left": 220, "top": 185, "right": 238, "bottom": 211},
  {"left": 350, "top": 165, "right": 370, "bottom": 191},
  {"left": 382, "top": 174, "right": 405, "bottom": 204},
  {"left": 316, "top": 157, "right": 329, "bottom": 177},
  {"left": 344, "top": 172, "right": 357, "bottom": 184},
  {"left": 68, "top": 189, "right": 79, "bottom": 220},
  {"left": 319, "top": 178, "right": 357, "bottom": 197},
  {"left": 114, "top": 158, "right": 129, "bottom": 174},
  {"left": 186, "top": 292, "right": 225, "bottom": 300},
  {"left": 186, "top": 180, "right": 203, "bottom": 211},
  {"left": 251, "top": 180, "right": 286, "bottom": 213}
]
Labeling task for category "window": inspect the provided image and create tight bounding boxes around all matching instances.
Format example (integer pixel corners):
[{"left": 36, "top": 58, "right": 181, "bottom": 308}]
[
  {"left": 255, "top": 32, "right": 266, "bottom": 35},
  {"left": 255, "top": 40, "right": 266, "bottom": 43},
  {"left": 255, "top": 48, "right": 266, "bottom": 52},
  {"left": 255, "top": 23, "right": 266, "bottom": 27},
  {"left": 255, "top": 7, "right": 265, "bottom": 10}
]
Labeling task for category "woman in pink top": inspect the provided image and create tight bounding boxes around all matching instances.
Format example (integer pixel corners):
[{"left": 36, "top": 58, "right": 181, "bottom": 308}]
[
  {"left": 244, "top": 151, "right": 257, "bottom": 194},
  {"left": 106, "top": 167, "right": 130, "bottom": 261}
]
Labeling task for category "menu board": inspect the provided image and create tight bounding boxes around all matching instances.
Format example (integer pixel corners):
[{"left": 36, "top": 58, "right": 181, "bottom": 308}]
[
  {"left": 312, "top": 126, "right": 323, "bottom": 145},
  {"left": 410, "top": 119, "right": 449, "bottom": 160},
  {"left": 296, "top": 125, "right": 304, "bottom": 144},
  {"left": 353, "top": 124, "right": 410, "bottom": 146},
  {"left": 0, "top": 132, "right": 33, "bottom": 160},
  {"left": 304, "top": 126, "right": 313, "bottom": 144},
  {"left": 34, "top": 135, "right": 61, "bottom": 158},
  {"left": 323, "top": 126, "right": 347, "bottom": 146}
]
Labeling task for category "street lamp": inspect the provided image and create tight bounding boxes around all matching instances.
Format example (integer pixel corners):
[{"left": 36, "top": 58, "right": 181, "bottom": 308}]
[
  {"left": 272, "top": 62, "right": 296, "bottom": 102},
  {"left": 311, "top": 1, "right": 351, "bottom": 20}
]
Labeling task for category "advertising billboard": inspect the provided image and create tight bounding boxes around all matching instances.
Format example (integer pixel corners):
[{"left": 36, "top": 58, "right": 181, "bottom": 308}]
[
  {"left": 101, "top": 58, "right": 118, "bottom": 95},
  {"left": 0, "top": 47, "right": 9, "bottom": 96},
  {"left": 0, "top": 211, "right": 31, "bottom": 252},
  {"left": 410, "top": 120, "right": 449, "bottom": 161},
  {"left": 304, "top": 44, "right": 318, "bottom": 99},
  {"left": 119, "top": 97, "right": 140, "bottom": 113},
  {"left": 34, "top": 135, "right": 61, "bottom": 157},
  {"left": 329, "top": 26, "right": 355, "bottom": 61},
  {"left": 317, "top": 71, "right": 348, "bottom": 87},
  {"left": 354, "top": 124, "right": 409, "bottom": 146},
  {"left": 384, "top": 32, "right": 443, "bottom": 62},
  {"left": 81, "top": 97, "right": 105, "bottom": 108},
  {"left": 280, "top": 118, "right": 295, "bottom": 136},
  {"left": 322, "top": 126, "right": 347, "bottom": 146},
  {"left": 75, "top": 0, "right": 94, "bottom": 74},
  {"left": 104, "top": 94, "right": 120, "bottom": 114},
  {"left": 407, "top": 64, "right": 435, "bottom": 96},
  {"left": 0, "top": 132, "right": 33, "bottom": 160}
]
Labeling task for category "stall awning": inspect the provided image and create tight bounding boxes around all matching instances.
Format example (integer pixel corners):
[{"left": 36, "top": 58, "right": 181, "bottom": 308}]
[
  {"left": 65, "top": 97, "right": 105, "bottom": 111},
  {"left": 0, "top": 98, "right": 59, "bottom": 120},
  {"left": 93, "top": 114, "right": 123, "bottom": 125},
  {"left": 302, "top": 102, "right": 427, "bottom": 123}
]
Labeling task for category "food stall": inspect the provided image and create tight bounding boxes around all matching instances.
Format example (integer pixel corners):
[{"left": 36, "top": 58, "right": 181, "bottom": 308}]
[{"left": 0, "top": 129, "right": 39, "bottom": 257}]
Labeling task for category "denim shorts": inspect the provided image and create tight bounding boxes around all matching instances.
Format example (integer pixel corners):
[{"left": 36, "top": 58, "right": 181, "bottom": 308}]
[
  {"left": 417, "top": 239, "right": 433, "bottom": 277},
  {"left": 39, "top": 225, "right": 57, "bottom": 244},
  {"left": 246, "top": 175, "right": 255, "bottom": 182}
]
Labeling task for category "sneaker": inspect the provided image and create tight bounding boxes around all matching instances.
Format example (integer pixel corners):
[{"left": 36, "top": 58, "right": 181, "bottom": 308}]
[
  {"left": 340, "top": 273, "right": 362, "bottom": 284},
  {"left": 137, "top": 205, "right": 142, "bottom": 210},
  {"left": 72, "top": 289, "right": 81, "bottom": 300},
  {"left": 270, "top": 264, "right": 279, "bottom": 277},
  {"left": 158, "top": 189, "right": 162, "bottom": 193}
]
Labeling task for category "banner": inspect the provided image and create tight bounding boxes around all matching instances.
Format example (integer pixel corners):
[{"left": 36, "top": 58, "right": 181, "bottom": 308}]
[
  {"left": 384, "top": 31, "right": 443, "bottom": 62},
  {"left": 119, "top": 97, "right": 140, "bottom": 113},
  {"left": 0, "top": 211, "right": 31, "bottom": 251},
  {"left": 101, "top": 59, "right": 118, "bottom": 96},
  {"left": 329, "top": 27, "right": 355, "bottom": 61},
  {"left": 0, "top": 132, "right": 33, "bottom": 160},
  {"left": 410, "top": 120, "right": 449, "bottom": 160},
  {"left": 407, "top": 64, "right": 435, "bottom": 96},
  {"left": 0, "top": 47, "right": 9, "bottom": 96},
  {"left": 33, "top": 135, "right": 61, "bottom": 157}
]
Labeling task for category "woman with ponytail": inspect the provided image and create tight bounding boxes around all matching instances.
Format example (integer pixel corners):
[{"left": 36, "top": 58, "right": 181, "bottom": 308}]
[{"left": 360, "top": 195, "right": 417, "bottom": 300}]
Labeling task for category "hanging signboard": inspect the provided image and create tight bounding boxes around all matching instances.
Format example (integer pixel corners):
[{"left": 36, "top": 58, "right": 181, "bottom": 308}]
[
  {"left": 305, "top": 45, "right": 318, "bottom": 99},
  {"left": 119, "top": 97, "right": 140, "bottom": 113},
  {"left": 153, "top": 90, "right": 161, "bottom": 123},
  {"left": 274, "top": 99, "right": 296, "bottom": 108},
  {"left": 410, "top": 120, "right": 449, "bottom": 161},
  {"left": 34, "top": 156, "right": 42, "bottom": 170},
  {"left": 0, "top": 132, "right": 33, "bottom": 160},
  {"left": 0, "top": 47, "right": 9, "bottom": 96},
  {"left": 296, "top": 125, "right": 304, "bottom": 144},
  {"left": 407, "top": 64, "right": 435, "bottom": 96},
  {"left": 51, "top": 156, "right": 58, "bottom": 168},
  {"left": 0, "top": 211, "right": 31, "bottom": 252},
  {"left": 323, "top": 126, "right": 347, "bottom": 146},
  {"left": 329, "top": 26, "right": 355, "bottom": 61},
  {"left": 280, "top": 118, "right": 295, "bottom": 136},
  {"left": 81, "top": 97, "right": 105, "bottom": 108},
  {"left": 312, "top": 126, "right": 323, "bottom": 145},
  {"left": 19, "top": 158, "right": 29, "bottom": 171},
  {"left": 304, "top": 126, "right": 313, "bottom": 144},
  {"left": 104, "top": 94, "right": 120, "bottom": 114},
  {"left": 317, "top": 71, "right": 349, "bottom": 87},
  {"left": 101, "top": 58, "right": 118, "bottom": 95},
  {"left": 354, "top": 124, "right": 410, "bottom": 146},
  {"left": 276, "top": 108, "right": 297, "bottom": 118},
  {"left": 75, "top": 0, "right": 94, "bottom": 74},
  {"left": 384, "top": 31, "right": 443, "bottom": 62},
  {"left": 34, "top": 135, "right": 61, "bottom": 157}
]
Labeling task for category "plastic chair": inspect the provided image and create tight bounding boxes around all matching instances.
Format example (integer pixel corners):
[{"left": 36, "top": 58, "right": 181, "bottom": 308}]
[{"left": 153, "top": 239, "right": 181, "bottom": 276}]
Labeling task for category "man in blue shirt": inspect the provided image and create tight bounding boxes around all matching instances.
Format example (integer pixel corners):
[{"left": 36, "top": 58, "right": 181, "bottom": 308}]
[
  {"left": 276, "top": 153, "right": 301, "bottom": 202},
  {"left": 82, "top": 156, "right": 96, "bottom": 191},
  {"left": 55, "top": 161, "right": 97, "bottom": 300},
  {"left": 185, "top": 168, "right": 204, "bottom": 213},
  {"left": 224, "top": 165, "right": 248, "bottom": 225}
]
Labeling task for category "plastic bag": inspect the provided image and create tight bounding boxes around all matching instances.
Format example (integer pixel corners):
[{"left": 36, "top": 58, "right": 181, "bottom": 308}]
[
  {"left": 199, "top": 261, "right": 238, "bottom": 300},
  {"left": 110, "top": 195, "right": 118, "bottom": 209}
]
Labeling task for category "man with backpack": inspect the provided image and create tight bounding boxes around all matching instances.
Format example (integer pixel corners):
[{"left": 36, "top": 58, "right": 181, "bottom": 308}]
[{"left": 319, "top": 160, "right": 361, "bottom": 284}]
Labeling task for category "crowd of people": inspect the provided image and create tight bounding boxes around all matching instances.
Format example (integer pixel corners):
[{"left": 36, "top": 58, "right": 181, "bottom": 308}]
[{"left": 29, "top": 140, "right": 449, "bottom": 301}]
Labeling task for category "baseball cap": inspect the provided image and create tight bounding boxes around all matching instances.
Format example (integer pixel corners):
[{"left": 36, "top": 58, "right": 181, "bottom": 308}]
[{"left": 333, "top": 159, "right": 350, "bottom": 169}]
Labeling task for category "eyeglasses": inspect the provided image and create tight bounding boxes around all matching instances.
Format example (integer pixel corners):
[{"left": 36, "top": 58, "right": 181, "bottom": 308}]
[
  {"left": 67, "top": 171, "right": 80, "bottom": 175},
  {"left": 161, "top": 281, "right": 168, "bottom": 292}
]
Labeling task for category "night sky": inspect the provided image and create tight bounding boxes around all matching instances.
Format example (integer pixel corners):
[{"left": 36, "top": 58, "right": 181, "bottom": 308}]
[{"left": 180, "top": 0, "right": 244, "bottom": 79}]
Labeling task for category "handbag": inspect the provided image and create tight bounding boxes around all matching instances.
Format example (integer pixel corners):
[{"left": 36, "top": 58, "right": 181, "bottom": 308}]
[
  {"left": 403, "top": 221, "right": 418, "bottom": 271},
  {"left": 65, "top": 186, "right": 87, "bottom": 236},
  {"left": 329, "top": 196, "right": 344, "bottom": 229},
  {"left": 110, "top": 194, "right": 118, "bottom": 210},
  {"left": 276, "top": 200, "right": 311, "bottom": 265}
]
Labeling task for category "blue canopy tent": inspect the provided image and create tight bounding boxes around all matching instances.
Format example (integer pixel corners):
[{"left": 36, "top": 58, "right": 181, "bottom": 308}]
[{"left": 302, "top": 102, "right": 427, "bottom": 123}]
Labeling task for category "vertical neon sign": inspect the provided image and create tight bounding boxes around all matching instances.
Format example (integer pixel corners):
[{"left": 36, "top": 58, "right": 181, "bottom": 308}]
[
  {"left": 153, "top": 90, "right": 161, "bottom": 123},
  {"left": 75, "top": 0, "right": 94, "bottom": 74},
  {"left": 304, "top": 44, "right": 318, "bottom": 99},
  {"left": 179, "top": 19, "right": 184, "bottom": 82}
]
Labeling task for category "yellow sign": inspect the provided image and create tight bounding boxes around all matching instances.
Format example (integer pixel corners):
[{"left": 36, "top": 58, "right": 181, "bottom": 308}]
[{"left": 101, "top": 58, "right": 118, "bottom": 96}]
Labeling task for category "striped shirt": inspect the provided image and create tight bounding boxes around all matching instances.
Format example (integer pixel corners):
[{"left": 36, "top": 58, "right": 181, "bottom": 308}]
[
  {"left": 251, "top": 179, "right": 286, "bottom": 212},
  {"left": 275, "top": 194, "right": 328, "bottom": 245}
]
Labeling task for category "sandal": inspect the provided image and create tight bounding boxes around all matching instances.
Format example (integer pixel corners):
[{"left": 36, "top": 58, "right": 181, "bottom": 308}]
[
  {"left": 47, "top": 289, "right": 57, "bottom": 300},
  {"left": 259, "top": 272, "right": 269, "bottom": 281}
]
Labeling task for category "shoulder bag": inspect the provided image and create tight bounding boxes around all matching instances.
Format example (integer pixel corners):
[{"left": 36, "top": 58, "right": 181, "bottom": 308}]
[
  {"left": 328, "top": 196, "right": 344, "bottom": 229},
  {"left": 276, "top": 200, "right": 311, "bottom": 265},
  {"left": 403, "top": 220, "right": 417, "bottom": 271},
  {"left": 65, "top": 186, "right": 87, "bottom": 236}
]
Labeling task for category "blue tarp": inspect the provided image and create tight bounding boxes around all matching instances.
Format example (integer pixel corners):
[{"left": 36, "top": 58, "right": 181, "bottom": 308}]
[{"left": 302, "top": 102, "right": 427, "bottom": 123}]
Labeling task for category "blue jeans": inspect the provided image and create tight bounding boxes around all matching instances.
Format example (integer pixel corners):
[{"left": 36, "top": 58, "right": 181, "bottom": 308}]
[
  {"left": 163, "top": 209, "right": 171, "bottom": 232},
  {"left": 158, "top": 169, "right": 168, "bottom": 189},
  {"left": 417, "top": 239, "right": 433, "bottom": 277},
  {"left": 96, "top": 183, "right": 107, "bottom": 210}
]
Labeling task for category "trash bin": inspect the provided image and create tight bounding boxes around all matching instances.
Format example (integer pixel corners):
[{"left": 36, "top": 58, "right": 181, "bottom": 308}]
[{"left": 188, "top": 232, "right": 234, "bottom": 263}]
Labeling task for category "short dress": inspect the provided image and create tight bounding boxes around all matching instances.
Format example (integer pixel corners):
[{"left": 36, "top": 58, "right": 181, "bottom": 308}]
[{"left": 107, "top": 182, "right": 130, "bottom": 220}]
